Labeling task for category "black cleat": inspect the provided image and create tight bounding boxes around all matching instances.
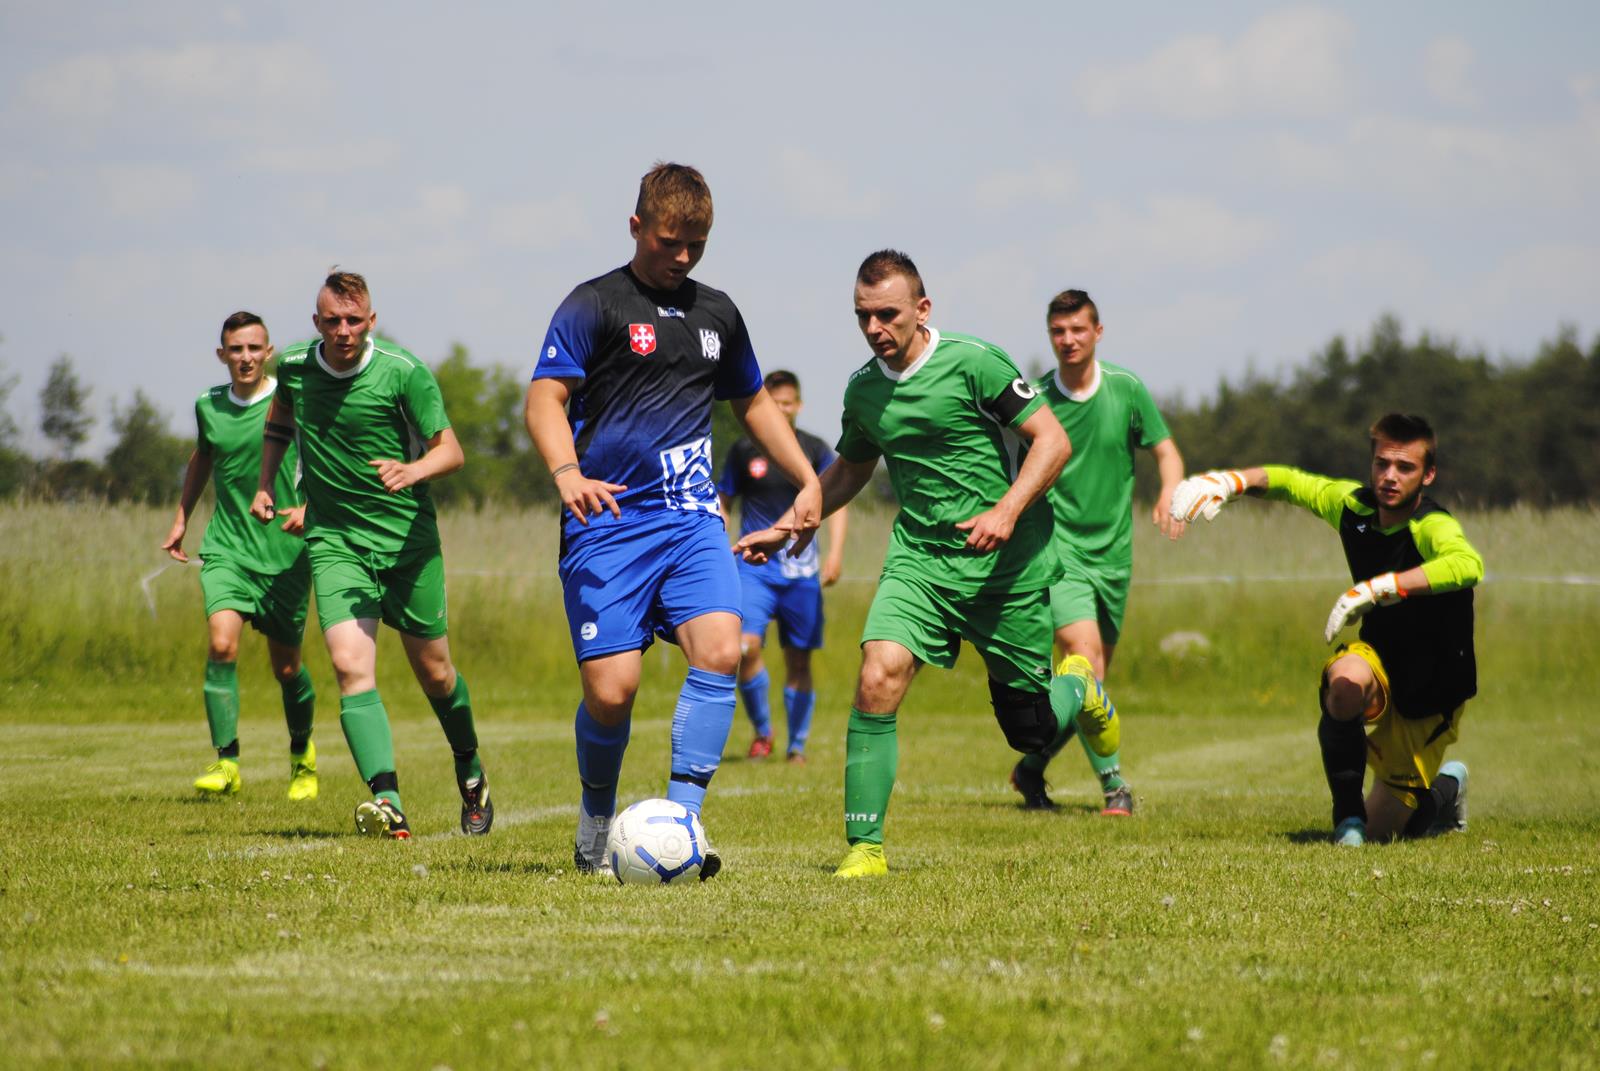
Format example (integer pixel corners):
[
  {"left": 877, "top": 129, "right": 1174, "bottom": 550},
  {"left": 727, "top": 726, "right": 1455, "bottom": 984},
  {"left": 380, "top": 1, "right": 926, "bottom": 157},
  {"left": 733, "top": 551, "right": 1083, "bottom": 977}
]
[
  {"left": 699, "top": 844, "right": 722, "bottom": 881},
  {"left": 1010, "top": 760, "right": 1056, "bottom": 810},
  {"left": 458, "top": 772, "right": 494, "bottom": 836}
]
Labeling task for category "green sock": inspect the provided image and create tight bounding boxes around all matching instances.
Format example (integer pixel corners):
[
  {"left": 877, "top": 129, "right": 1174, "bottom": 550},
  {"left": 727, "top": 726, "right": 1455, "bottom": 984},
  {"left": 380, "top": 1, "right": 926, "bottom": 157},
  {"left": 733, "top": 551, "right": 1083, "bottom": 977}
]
[
  {"left": 844, "top": 708, "right": 898, "bottom": 845},
  {"left": 339, "top": 689, "right": 400, "bottom": 808},
  {"left": 1020, "top": 673, "right": 1088, "bottom": 774},
  {"left": 203, "top": 660, "right": 240, "bottom": 754},
  {"left": 427, "top": 673, "right": 481, "bottom": 782},
  {"left": 280, "top": 666, "right": 315, "bottom": 755},
  {"left": 1078, "top": 733, "right": 1125, "bottom": 792}
]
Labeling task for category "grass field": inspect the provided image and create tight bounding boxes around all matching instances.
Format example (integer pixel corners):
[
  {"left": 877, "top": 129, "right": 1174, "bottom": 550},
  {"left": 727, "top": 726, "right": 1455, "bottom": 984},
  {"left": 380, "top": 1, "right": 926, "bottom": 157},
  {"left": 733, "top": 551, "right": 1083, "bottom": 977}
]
[{"left": 2, "top": 502, "right": 1598, "bottom": 1069}]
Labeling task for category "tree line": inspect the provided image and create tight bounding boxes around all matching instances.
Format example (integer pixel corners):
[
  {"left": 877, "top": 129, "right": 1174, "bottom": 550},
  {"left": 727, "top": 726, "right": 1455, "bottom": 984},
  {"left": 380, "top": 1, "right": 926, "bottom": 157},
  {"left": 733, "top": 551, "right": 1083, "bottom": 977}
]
[{"left": 2, "top": 316, "right": 1596, "bottom": 509}]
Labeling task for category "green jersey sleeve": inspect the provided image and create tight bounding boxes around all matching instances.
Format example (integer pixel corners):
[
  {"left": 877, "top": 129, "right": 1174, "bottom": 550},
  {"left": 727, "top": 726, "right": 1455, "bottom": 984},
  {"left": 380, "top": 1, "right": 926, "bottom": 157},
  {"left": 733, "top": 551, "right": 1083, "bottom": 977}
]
[
  {"left": 1412, "top": 512, "right": 1484, "bottom": 592},
  {"left": 1263, "top": 465, "right": 1359, "bottom": 529},
  {"left": 195, "top": 398, "right": 213, "bottom": 456},
  {"left": 971, "top": 345, "right": 1045, "bottom": 428},
  {"left": 401, "top": 360, "right": 450, "bottom": 441},
  {"left": 1129, "top": 376, "right": 1171, "bottom": 448}
]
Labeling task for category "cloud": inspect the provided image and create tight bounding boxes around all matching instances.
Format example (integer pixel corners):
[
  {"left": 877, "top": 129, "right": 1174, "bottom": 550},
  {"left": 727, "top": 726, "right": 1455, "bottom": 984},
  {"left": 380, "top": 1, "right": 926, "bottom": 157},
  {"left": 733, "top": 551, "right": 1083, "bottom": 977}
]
[
  {"left": 1423, "top": 36, "right": 1478, "bottom": 109},
  {"left": 96, "top": 163, "right": 200, "bottom": 222},
  {"left": 1077, "top": 6, "right": 1354, "bottom": 119},
  {"left": 773, "top": 147, "right": 881, "bottom": 221},
  {"left": 974, "top": 162, "right": 1078, "bottom": 212},
  {"left": 489, "top": 194, "right": 592, "bottom": 250},
  {"left": 16, "top": 41, "right": 330, "bottom": 136},
  {"left": 1066, "top": 196, "right": 1277, "bottom": 271}
]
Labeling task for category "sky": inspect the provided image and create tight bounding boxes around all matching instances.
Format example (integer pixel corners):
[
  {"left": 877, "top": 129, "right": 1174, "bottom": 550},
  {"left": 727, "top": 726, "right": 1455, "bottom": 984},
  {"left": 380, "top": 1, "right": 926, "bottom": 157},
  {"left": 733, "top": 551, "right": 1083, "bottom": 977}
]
[{"left": 2, "top": 1, "right": 1597, "bottom": 455}]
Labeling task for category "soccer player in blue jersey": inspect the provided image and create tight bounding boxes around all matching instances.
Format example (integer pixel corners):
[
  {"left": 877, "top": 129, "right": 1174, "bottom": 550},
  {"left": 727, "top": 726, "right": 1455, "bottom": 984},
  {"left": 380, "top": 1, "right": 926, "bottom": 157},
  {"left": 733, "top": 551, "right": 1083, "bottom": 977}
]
[
  {"left": 525, "top": 162, "right": 823, "bottom": 877},
  {"left": 717, "top": 370, "right": 849, "bottom": 763}
]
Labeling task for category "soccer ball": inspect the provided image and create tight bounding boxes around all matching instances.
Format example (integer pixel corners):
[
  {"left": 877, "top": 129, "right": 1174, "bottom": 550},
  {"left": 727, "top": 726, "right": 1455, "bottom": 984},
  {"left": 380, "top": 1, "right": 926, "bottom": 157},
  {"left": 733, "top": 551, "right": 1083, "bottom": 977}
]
[{"left": 606, "top": 798, "right": 708, "bottom": 885}]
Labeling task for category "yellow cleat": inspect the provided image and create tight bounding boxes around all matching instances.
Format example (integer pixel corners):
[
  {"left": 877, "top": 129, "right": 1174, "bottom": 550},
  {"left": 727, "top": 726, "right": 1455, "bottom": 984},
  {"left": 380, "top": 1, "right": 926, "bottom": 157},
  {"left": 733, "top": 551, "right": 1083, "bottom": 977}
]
[
  {"left": 833, "top": 842, "right": 888, "bottom": 879},
  {"left": 287, "top": 740, "right": 318, "bottom": 801},
  {"left": 194, "top": 758, "right": 241, "bottom": 796},
  {"left": 1058, "top": 653, "right": 1120, "bottom": 758}
]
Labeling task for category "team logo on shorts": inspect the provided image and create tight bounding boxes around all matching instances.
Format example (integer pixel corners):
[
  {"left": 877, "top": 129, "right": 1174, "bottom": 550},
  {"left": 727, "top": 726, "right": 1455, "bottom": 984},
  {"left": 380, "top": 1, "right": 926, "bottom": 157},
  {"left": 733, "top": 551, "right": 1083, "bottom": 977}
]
[
  {"left": 580, "top": 622, "right": 599, "bottom": 641},
  {"left": 748, "top": 457, "right": 768, "bottom": 479},
  {"left": 629, "top": 324, "right": 657, "bottom": 356}
]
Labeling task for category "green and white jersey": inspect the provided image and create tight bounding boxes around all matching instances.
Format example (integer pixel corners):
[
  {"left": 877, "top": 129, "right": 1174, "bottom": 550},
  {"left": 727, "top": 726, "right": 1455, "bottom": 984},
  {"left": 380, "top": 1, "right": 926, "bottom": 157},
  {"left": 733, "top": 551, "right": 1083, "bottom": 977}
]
[
  {"left": 195, "top": 378, "right": 305, "bottom": 575},
  {"left": 275, "top": 337, "right": 450, "bottom": 554},
  {"left": 1036, "top": 361, "right": 1170, "bottom": 570},
  {"left": 837, "top": 328, "right": 1060, "bottom": 594}
]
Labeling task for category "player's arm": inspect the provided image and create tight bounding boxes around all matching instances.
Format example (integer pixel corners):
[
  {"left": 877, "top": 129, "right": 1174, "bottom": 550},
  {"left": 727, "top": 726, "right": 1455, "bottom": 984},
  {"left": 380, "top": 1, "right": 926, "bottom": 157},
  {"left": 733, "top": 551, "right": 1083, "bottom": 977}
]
[
  {"left": 161, "top": 449, "right": 214, "bottom": 562},
  {"left": 250, "top": 397, "right": 296, "bottom": 523},
  {"left": 956, "top": 404, "right": 1070, "bottom": 552},
  {"left": 821, "top": 504, "right": 849, "bottom": 586},
  {"left": 730, "top": 388, "right": 822, "bottom": 539},
  {"left": 736, "top": 456, "right": 873, "bottom": 563},
  {"left": 369, "top": 426, "right": 464, "bottom": 492},
  {"left": 1148, "top": 437, "right": 1187, "bottom": 540},
  {"left": 524, "top": 377, "right": 626, "bottom": 524},
  {"left": 1323, "top": 512, "right": 1484, "bottom": 643}
]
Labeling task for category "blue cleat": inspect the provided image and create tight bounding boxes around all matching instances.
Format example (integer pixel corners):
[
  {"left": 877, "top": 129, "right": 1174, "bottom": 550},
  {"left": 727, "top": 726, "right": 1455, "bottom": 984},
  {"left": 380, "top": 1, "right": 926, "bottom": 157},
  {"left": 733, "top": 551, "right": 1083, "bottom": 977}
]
[{"left": 1333, "top": 816, "right": 1366, "bottom": 847}]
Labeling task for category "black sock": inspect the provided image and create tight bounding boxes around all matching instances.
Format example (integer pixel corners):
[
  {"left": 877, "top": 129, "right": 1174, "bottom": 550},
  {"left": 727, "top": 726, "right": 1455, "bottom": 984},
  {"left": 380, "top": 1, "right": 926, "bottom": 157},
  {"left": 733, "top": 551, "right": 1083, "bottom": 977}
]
[
  {"left": 1317, "top": 713, "right": 1366, "bottom": 825},
  {"left": 218, "top": 739, "right": 240, "bottom": 760},
  {"left": 1403, "top": 773, "right": 1460, "bottom": 838}
]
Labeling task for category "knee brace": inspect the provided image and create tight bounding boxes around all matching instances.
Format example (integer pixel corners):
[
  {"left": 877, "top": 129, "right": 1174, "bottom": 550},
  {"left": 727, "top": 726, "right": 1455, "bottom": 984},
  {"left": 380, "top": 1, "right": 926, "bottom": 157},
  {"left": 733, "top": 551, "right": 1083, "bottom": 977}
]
[{"left": 989, "top": 679, "right": 1056, "bottom": 754}]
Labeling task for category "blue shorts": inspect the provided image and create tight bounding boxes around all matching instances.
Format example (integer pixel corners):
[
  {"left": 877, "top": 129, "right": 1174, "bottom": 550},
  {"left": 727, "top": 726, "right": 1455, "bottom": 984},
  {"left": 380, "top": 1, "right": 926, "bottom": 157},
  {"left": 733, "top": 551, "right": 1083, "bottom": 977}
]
[
  {"left": 559, "top": 510, "right": 741, "bottom": 661},
  {"left": 737, "top": 560, "right": 824, "bottom": 650}
]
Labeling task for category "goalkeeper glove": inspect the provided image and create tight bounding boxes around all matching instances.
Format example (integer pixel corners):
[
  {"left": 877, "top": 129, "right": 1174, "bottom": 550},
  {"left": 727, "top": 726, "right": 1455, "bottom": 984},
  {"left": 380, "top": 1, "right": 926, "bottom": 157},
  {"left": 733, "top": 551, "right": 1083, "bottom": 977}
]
[
  {"left": 1324, "top": 572, "right": 1406, "bottom": 644},
  {"left": 1169, "top": 470, "right": 1248, "bottom": 523}
]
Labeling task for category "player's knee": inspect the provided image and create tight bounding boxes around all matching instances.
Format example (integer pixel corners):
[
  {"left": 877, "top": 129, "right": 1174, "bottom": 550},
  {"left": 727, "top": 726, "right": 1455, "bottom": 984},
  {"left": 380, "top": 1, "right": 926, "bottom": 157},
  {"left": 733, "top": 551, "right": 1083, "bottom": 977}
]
[
  {"left": 1321, "top": 670, "right": 1366, "bottom": 722},
  {"left": 271, "top": 659, "right": 301, "bottom": 684},
  {"left": 208, "top": 637, "right": 239, "bottom": 663},
  {"left": 989, "top": 679, "right": 1056, "bottom": 754}
]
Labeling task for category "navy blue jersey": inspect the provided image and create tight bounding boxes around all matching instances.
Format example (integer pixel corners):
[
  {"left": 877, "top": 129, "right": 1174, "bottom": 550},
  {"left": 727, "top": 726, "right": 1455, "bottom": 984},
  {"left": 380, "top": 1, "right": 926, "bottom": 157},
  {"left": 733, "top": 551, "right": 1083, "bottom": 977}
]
[
  {"left": 718, "top": 428, "right": 835, "bottom": 578},
  {"left": 535, "top": 266, "right": 763, "bottom": 534}
]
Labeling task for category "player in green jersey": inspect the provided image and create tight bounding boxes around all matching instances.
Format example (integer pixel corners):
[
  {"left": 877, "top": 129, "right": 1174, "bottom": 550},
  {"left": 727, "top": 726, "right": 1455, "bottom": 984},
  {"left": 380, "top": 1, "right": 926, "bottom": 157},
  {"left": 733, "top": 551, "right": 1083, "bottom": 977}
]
[
  {"left": 162, "top": 312, "right": 318, "bottom": 800},
  {"left": 250, "top": 272, "right": 491, "bottom": 840},
  {"left": 1171, "top": 413, "right": 1481, "bottom": 846},
  {"left": 739, "top": 251, "right": 1125, "bottom": 878},
  {"left": 1010, "top": 289, "right": 1188, "bottom": 817}
]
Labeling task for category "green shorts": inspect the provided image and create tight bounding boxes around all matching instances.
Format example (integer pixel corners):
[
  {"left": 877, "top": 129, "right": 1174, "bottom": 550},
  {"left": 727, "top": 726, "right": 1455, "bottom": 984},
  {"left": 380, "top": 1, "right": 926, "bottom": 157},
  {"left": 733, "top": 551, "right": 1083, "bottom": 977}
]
[
  {"left": 862, "top": 571, "right": 1053, "bottom": 691},
  {"left": 307, "top": 532, "right": 449, "bottom": 638},
  {"left": 199, "top": 554, "right": 311, "bottom": 647},
  {"left": 1049, "top": 556, "right": 1131, "bottom": 644}
]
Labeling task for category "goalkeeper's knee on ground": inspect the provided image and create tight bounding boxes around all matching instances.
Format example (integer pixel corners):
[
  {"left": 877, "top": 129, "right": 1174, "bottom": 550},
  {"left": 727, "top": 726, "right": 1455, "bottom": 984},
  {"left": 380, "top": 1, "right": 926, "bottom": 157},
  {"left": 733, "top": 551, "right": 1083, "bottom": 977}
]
[{"left": 988, "top": 679, "right": 1056, "bottom": 754}]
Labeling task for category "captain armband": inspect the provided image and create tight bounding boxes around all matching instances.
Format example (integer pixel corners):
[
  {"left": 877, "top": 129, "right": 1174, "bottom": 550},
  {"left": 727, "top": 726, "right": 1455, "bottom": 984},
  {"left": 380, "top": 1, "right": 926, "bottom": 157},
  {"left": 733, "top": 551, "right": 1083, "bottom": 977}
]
[
  {"left": 263, "top": 421, "right": 294, "bottom": 444},
  {"left": 984, "top": 377, "right": 1040, "bottom": 424}
]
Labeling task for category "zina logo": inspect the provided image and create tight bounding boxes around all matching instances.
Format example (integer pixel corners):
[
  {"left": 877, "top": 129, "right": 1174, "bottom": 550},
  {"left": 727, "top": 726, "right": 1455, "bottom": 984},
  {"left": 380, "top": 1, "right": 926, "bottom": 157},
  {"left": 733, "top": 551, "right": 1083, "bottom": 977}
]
[
  {"left": 580, "top": 622, "right": 599, "bottom": 641},
  {"left": 700, "top": 329, "right": 721, "bottom": 361}
]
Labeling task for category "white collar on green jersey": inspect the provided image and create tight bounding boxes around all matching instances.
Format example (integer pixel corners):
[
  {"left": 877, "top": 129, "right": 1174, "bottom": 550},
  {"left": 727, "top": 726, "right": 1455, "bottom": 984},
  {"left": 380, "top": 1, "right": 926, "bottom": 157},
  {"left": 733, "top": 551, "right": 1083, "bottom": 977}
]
[
  {"left": 228, "top": 376, "right": 276, "bottom": 408},
  {"left": 876, "top": 327, "right": 941, "bottom": 382},
  {"left": 314, "top": 338, "right": 374, "bottom": 379},
  {"left": 1054, "top": 361, "right": 1101, "bottom": 402}
]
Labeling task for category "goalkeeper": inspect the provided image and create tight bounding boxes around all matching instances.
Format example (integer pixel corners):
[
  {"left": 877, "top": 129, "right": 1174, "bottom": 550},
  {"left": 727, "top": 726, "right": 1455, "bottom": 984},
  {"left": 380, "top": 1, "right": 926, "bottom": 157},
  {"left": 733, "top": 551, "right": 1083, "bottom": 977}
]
[{"left": 1170, "top": 413, "right": 1482, "bottom": 846}]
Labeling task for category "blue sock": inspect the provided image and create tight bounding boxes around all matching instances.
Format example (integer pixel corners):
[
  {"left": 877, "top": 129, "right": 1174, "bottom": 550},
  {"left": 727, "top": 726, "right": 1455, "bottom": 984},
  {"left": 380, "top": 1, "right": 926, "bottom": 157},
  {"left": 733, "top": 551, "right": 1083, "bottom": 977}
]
[
  {"left": 575, "top": 702, "right": 630, "bottom": 819},
  {"left": 668, "top": 666, "right": 736, "bottom": 816},
  {"left": 737, "top": 667, "right": 773, "bottom": 738},
  {"left": 784, "top": 686, "right": 815, "bottom": 755}
]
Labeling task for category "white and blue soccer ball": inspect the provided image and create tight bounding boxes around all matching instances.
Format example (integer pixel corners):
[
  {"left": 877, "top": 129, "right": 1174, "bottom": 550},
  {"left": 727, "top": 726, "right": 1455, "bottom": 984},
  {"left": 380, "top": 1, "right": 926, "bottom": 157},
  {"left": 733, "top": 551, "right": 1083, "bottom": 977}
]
[{"left": 606, "top": 798, "right": 708, "bottom": 885}]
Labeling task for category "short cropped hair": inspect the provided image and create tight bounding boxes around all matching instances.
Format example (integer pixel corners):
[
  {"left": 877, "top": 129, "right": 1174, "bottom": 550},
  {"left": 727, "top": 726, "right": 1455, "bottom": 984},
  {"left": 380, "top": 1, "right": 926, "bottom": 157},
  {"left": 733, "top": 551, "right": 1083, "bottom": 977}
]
[
  {"left": 220, "top": 310, "right": 266, "bottom": 345},
  {"left": 764, "top": 369, "right": 800, "bottom": 394},
  {"left": 1046, "top": 289, "right": 1099, "bottom": 325},
  {"left": 856, "top": 249, "right": 926, "bottom": 299},
  {"left": 636, "top": 162, "right": 714, "bottom": 230},
  {"left": 1369, "top": 412, "right": 1437, "bottom": 468},
  {"left": 323, "top": 270, "right": 370, "bottom": 304}
]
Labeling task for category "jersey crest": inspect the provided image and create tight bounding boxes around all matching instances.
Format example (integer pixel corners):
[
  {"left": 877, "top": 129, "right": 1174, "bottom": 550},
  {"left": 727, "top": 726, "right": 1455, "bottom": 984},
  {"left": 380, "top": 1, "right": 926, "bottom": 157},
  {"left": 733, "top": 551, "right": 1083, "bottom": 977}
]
[
  {"left": 629, "top": 323, "right": 657, "bottom": 356},
  {"left": 748, "top": 456, "right": 768, "bottom": 479}
]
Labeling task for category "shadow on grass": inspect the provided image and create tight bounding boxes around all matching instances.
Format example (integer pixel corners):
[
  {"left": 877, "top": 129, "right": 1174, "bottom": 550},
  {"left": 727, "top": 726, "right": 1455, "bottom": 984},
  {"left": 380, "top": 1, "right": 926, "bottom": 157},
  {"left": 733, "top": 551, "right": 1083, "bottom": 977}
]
[
  {"left": 252, "top": 827, "right": 344, "bottom": 840},
  {"left": 1281, "top": 827, "right": 1336, "bottom": 845},
  {"left": 434, "top": 858, "right": 561, "bottom": 877}
]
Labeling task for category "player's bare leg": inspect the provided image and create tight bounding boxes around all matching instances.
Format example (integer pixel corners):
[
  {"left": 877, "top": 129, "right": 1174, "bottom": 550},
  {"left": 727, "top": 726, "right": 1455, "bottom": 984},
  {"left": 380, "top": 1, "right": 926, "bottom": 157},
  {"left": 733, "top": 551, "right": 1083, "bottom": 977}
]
[
  {"left": 323, "top": 619, "right": 407, "bottom": 833},
  {"left": 403, "top": 632, "right": 489, "bottom": 833},
  {"left": 836, "top": 641, "right": 919, "bottom": 878},
  {"left": 736, "top": 631, "right": 774, "bottom": 757}
]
